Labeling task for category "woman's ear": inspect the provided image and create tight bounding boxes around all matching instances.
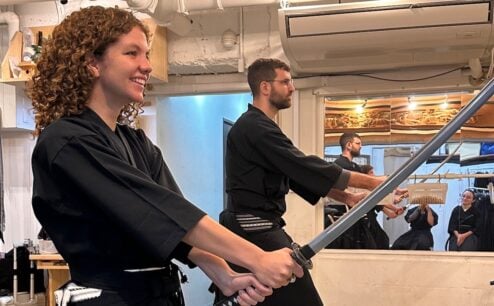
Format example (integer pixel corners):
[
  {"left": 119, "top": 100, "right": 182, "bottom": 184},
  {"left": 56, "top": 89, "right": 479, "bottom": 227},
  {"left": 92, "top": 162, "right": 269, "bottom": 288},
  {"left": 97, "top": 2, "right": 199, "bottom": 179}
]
[{"left": 87, "top": 56, "right": 100, "bottom": 77}]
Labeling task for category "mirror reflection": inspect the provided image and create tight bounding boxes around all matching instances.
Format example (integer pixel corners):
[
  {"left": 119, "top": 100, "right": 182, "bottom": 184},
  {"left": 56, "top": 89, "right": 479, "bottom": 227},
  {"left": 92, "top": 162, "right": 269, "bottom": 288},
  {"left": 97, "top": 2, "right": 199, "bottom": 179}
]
[{"left": 323, "top": 92, "right": 494, "bottom": 252}]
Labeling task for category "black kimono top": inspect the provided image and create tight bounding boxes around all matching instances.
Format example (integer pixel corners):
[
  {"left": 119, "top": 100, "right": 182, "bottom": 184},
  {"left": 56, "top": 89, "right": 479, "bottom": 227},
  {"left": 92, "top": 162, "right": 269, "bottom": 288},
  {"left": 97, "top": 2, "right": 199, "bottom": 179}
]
[
  {"left": 333, "top": 155, "right": 380, "bottom": 215},
  {"left": 32, "top": 108, "right": 206, "bottom": 288},
  {"left": 405, "top": 206, "right": 438, "bottom": 230},
  {"left": 334, "top": 155, "right": 362, "bottom": 173},
  {"left": 447, "top": 205, "right": 481, "bottom": 236},
  {"left": 225, "top": 104, "right": 347, "bottom": 219}
]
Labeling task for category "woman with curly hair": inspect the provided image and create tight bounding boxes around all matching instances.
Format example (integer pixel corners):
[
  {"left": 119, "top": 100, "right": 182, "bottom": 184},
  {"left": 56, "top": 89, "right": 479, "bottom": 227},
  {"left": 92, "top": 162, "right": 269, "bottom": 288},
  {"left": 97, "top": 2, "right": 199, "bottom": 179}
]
[{"left": 29, "top": 6, "right": 302, "bottom": 306}]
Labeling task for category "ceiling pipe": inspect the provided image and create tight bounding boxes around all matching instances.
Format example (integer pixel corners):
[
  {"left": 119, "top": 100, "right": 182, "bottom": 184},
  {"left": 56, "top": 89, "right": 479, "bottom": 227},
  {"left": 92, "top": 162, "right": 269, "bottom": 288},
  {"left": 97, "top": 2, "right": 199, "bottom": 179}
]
[
  {"left": 127, "top": 0, "right": 280, "bottom": 13},
  {"left": 176, "top": 0, "right": 280, "bottom": 12},
  {"left": 0, "top": 11, "right": 19, "bottom": 40},
  {"left": 0, "top": 0, "right": 46, "bottom": 5},
  {"left": 126, "top": 0, "right": 279, "bottom": 29},
  {"left": 468, "top": 58, "right": 483, "bottom": 80}
]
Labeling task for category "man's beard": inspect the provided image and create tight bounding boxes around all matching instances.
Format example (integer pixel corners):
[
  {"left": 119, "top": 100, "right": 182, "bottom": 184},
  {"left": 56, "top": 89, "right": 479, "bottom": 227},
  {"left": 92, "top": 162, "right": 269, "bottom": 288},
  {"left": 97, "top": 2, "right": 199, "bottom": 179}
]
[
  {"left": 350, "top": 149, "right": 360, "bottom": 157},
  {"left": 269, "top": 90, "right": 291, "bottom": 110}
]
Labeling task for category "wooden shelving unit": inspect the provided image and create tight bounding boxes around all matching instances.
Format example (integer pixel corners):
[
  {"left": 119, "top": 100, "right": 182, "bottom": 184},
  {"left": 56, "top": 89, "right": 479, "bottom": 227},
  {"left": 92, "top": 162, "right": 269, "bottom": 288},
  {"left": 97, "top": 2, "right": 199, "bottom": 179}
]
[
  {"left": 0, "top": 25, "right": 53, "bottom": 83},
  {"left": 0, "top": 19, "right": 167, "bottom": 84},
  {"left": 146, "top": 19, "right": 168, "bottom": 83}
]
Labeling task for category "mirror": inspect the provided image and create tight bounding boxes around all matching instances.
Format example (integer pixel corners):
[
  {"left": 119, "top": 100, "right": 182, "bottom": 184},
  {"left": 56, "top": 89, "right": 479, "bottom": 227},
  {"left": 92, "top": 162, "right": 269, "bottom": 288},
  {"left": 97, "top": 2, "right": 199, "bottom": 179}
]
[{"left": 323, "top": 92, "right": 494, "bottom": 252}]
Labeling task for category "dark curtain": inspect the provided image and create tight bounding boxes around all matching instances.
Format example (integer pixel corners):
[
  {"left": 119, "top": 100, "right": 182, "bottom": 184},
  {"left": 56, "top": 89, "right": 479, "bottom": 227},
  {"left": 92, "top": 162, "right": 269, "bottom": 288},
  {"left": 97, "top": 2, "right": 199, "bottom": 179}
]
[
  {"left": 0, "top": 135, "right": 4, "bottom": 243},
  {"left": 476, "top": 193, "right": 494, "bottom": 251}
]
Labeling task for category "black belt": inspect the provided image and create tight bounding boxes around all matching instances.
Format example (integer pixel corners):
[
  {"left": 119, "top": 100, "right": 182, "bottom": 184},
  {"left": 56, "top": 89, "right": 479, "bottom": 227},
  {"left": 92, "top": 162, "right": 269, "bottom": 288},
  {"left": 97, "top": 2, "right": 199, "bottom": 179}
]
[
  {"left": 220, "top": 210, "right": 285, "bottom": 236},
  {"left": 71, "top": 264, "right": 180, "bottom": 292}
]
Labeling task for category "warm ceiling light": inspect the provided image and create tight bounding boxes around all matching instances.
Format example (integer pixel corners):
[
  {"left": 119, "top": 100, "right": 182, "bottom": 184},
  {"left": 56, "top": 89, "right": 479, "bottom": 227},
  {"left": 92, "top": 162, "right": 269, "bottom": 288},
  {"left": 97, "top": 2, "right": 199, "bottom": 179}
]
[
  {"left": 408, "top": 96, "right": 417, "bottom": 110},
  {"left": 355, "top": 99, "right": 367, "bottom": 113},
  {"left": 440, "top": 95, "right": 448, "bottom": 109}
]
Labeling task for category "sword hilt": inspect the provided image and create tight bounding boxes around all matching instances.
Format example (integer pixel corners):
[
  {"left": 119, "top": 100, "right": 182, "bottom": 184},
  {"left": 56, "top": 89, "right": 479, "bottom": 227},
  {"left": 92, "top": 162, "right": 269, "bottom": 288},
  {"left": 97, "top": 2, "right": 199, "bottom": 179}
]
[
  {"left": 290, "top": 242, "right": 313, "bottom": 270},
  {"left": 214, "top": 242, "right": 312, "bottom": 306}
]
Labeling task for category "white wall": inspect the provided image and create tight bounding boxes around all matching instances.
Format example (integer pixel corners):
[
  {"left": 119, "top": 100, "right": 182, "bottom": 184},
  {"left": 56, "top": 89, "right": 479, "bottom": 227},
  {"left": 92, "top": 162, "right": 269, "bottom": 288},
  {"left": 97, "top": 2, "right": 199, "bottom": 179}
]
[
  {"left": 0, "top": 131, "right": 40, "bottom": 252},
  {"left": 316, "top": 250, "right": 494, "bottom": 306},
  {"left": 0, "top": 20, "right": 39, "bottom": 253},
  {"left": 156, "top": 92, "right": 251, "bottom": 305}
]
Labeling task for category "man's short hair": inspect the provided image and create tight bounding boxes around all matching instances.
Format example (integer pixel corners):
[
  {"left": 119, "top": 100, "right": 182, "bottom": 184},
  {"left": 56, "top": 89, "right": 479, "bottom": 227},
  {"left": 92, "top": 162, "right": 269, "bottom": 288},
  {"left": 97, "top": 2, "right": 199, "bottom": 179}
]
[
  {"left": 339, "top": 132, "right": 361, "bottom": 150},
  {"left": 247, "top": 58, "right": 290, "bottom": 97}
]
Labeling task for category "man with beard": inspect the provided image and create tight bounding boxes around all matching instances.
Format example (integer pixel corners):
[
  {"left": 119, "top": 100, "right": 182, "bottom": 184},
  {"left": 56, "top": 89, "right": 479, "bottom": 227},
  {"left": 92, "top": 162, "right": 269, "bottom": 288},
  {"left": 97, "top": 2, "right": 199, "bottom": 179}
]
[
  {"left": 327, "top": 133, "right": 401, "bottom": 249},
  {"left": 215, "top": 58, "right": 391, "bottom": 305},
  {"left": 335, "top": 133, "right": 363, "bottom": 172}
]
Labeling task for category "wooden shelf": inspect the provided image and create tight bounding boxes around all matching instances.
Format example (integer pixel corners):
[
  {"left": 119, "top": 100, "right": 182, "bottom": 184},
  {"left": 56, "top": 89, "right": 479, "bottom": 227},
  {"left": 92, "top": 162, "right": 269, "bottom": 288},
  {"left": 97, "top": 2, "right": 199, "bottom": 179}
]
[
  {"left": 145, "top": 18, "right": 168, "bottom": 83},
  {"left": 0, "top": 78, "right": 29, "bottom": 86},
  {"left": 29, "top": 253, "right": 68, "bottom": 270},
  {"left": 1, "top": 20, "right": 167, "bottom": 84},
  {"left": 30, "top": 253, "right": 65, "bottom": 260},
  {"left": 0, "top": 26, "right": 53, "bottom": 83},
  {"left": 18, "top": 61, "right": 36, "bottom": 68}
]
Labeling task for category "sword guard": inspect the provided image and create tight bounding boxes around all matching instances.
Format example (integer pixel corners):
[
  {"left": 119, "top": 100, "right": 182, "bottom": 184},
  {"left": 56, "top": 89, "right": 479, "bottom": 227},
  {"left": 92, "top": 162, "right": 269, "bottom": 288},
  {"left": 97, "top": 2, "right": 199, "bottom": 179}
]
[{"left": 291, "top": 242, "right": 313, "bottom": 270}]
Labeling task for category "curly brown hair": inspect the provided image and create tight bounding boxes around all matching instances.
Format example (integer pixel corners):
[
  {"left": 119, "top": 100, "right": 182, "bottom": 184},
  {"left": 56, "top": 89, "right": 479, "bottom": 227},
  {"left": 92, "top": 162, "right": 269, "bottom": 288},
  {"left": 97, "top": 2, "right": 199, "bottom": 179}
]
[{"left": 28, "top": 6, "right": 150, "bottom": 136}]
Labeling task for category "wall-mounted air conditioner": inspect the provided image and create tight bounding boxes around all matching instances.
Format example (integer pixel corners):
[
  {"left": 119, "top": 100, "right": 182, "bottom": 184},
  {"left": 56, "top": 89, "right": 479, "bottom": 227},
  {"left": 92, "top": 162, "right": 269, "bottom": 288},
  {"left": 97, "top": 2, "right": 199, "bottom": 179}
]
[{"left": 278, "top": 0, "right": 494, "bottom": 74}]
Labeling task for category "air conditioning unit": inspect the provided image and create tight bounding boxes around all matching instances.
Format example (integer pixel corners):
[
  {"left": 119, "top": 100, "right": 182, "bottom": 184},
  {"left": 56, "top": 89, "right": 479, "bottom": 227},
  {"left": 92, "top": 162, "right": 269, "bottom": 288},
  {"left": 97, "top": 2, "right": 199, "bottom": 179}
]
[{"left": 278, "top": 0, "right": 494, "bottom": 74}]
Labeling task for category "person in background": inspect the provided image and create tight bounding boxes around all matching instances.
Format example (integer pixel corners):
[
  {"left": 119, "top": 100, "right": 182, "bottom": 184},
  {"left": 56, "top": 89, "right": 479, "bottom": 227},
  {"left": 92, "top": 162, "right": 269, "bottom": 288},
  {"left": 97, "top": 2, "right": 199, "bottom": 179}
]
[
  {"left": 217, "top": 58, "right": 404, "bottom": 306},
  {"left": 334, "top": 133, "right": 364, "bottom": 173},
  {"left": 327, "top": 135, "right": 404, "bottom": 249},
  {"left": 360, "top": 164, "right": 405, "bottom": 219},
  {"left": 391, "top": 203, "right": 438, "bottom": 250},
  {"left": 360, "top": 164, "right": 405, "bottom": 249},
  {"left": 28, "top": 7, "right": 302, "bottom": 306},
  {"left": 447, "top": 189, "right": 482, "bottom": 251}
]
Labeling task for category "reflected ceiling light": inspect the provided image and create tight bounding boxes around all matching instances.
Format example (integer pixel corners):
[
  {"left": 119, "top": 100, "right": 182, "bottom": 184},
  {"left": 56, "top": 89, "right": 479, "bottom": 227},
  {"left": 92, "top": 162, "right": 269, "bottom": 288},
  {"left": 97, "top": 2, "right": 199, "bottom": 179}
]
[
  {"left": 408, "top": 96, "right": 417, "bottom": 110},
  {"left": 440, "top": 95, "right": 449, "bottom": 109},
  {"left": 356, "top": 99, "right": 366, "bottom": 113}
]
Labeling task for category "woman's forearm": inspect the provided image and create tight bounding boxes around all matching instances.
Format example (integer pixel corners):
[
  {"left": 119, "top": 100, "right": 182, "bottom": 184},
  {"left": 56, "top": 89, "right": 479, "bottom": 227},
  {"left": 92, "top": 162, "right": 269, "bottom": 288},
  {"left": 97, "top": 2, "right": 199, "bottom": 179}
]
[
  {"left": 407, "top": 208, "right": 420, "bottom": 223},
  {"left": 188, "top": 248, "right": 234, "bottom": 293},
  {"left": 188, "top": 248, "right": 273, "bottom": 300},
  {"left": 182, "top": 215, "right": 262, "bottom": 272},
  {"left": 182, "top": 215, "right": 301, "bottom": 290},
  {"left": 426, "top": 207, "right": 434, "bottom": 226}
]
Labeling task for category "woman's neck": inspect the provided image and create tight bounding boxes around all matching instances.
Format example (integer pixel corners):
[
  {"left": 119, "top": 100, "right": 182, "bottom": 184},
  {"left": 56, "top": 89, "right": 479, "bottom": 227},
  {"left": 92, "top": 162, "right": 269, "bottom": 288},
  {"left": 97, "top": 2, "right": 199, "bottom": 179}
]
[{"left": 86, "top": 103, "right": 120, "bottom": 131}]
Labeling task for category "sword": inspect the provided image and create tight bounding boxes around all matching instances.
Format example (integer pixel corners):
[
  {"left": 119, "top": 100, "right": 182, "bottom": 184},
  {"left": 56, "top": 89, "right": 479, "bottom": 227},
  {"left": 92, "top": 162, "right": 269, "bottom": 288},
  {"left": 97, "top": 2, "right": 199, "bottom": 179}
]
[{"left": 214, "top": 77, "right": 494, "bottom": 306}]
